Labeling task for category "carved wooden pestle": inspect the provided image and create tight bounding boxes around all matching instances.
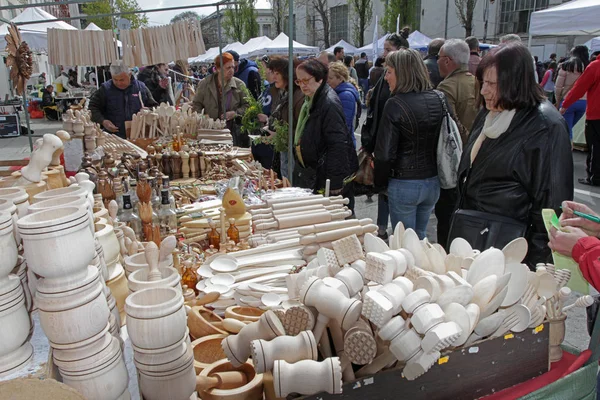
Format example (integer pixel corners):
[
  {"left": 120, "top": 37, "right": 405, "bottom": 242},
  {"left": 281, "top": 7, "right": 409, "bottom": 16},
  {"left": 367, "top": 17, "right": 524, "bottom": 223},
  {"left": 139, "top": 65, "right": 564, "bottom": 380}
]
[
  {"left": 273, "top": 357, "right": 343, "bottom": 397},
  {"left": 221, "top": 310, "right": 285, "bottom": 367},
  {"left": 195, "top": 371, "right": 248, "bottom": 391},
  {"left": 250, "top": 330, "right": 318, "bottom": 374},
  {"left": 145, "top": 241, "right": 162, "bottom": 282}
]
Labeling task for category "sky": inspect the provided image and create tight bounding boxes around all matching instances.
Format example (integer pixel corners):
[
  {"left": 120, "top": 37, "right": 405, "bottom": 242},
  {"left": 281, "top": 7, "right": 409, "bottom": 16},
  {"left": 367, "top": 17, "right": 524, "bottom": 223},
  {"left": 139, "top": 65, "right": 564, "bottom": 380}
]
[{"left": 141, "top": 0, "right": 271, "bottom": 26}]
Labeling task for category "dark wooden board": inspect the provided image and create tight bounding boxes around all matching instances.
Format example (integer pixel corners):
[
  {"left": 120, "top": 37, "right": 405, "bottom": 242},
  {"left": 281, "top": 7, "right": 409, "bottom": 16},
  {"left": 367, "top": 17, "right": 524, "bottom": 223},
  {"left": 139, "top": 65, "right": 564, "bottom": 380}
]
[{"left": 299, "top": 323, "right": 550, "bottom": 400}]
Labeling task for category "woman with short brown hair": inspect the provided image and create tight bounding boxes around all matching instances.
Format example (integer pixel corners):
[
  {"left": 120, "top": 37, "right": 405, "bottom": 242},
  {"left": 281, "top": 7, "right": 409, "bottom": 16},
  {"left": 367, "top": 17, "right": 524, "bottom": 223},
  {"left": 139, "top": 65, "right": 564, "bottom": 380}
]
[{"left": 454, "top": 43, "right": 573, "bottom": 266}]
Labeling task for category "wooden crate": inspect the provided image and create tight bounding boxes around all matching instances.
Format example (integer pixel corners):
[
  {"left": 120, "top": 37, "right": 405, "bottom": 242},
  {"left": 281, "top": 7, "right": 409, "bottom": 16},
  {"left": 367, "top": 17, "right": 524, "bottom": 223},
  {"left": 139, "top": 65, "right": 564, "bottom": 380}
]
[{"left": 301, "top": 323, "right": 550, "bottom": 400}]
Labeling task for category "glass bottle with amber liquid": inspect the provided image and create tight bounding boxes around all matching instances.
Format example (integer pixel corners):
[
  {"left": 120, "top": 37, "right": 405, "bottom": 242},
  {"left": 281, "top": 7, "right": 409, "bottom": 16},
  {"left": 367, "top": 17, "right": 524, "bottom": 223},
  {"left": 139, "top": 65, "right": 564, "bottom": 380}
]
[
  {"left": 208, "top": 220, "right": 220, "bottom": 250},
  {"left": 181, "top": 259, "right": 199, "bottom": 295},
  {"left": 227, "top": 218, "right": 240, "bottom": 244}
]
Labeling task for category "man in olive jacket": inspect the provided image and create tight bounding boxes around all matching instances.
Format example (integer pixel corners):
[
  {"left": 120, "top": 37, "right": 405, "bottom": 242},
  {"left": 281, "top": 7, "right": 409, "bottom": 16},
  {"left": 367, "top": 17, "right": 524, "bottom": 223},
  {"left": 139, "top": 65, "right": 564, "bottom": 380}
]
[
  {"left": 435, "top": 39, "right": 479, "bottom": 249},
  {"left": 437, "top": 39, "right": 478, "bottom": 143}
]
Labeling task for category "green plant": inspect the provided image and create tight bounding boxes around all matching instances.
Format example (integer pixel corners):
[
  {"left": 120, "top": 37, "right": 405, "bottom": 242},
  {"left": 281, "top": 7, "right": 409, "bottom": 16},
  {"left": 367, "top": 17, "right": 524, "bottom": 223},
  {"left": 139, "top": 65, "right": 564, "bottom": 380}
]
[
  {"left": 241, "top": 86, "right": 262, "bottom": 134},
  {"left": 252, "top": 119, "right": 289, "bottom": 153}
]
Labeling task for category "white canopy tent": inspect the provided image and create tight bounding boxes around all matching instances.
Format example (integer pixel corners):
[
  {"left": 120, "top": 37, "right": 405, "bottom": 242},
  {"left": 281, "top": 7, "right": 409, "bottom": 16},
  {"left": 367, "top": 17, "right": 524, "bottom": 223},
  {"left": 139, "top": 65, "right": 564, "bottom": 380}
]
[
  {"left": 0, "top": 7, "right": 77, "bottom": 52},
  {"left": 356, "top": 31, "right": 433, "bottom": 56},
  {"left": 529, "top": 0, "right": 600, "bottom": 38},
  {"left": 325, "top": 39, "right": 358, "bottom": 55},
  {"left": 583, "top": 36, "right": 600, "bottom": 53},
  {"left": 248, "top": 32, "right": 318, "bottom": 57},
  {"left": 84, "top": 22, "right": 122, "bottom": 48},
  {"left": 190, "top": 46, "right": 219, "bottom": 63},
  {"left": 222, "top": 41, "right": 245, "bottom": 54},
  {"left": 239, "top": 36, "right": 273, "bottom": 58}
]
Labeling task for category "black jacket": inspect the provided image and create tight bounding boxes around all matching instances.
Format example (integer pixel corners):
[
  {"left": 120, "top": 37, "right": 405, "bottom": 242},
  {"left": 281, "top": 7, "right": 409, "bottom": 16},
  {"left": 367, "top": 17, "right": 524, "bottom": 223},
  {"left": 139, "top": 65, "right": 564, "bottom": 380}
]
[
  {"left": 297, "top": 83, "right": 358, "bottom": 191},
  {"left": 138, "top": 66, "right": 172, "bottom": 105},
  {"left": 424, "top": 55, "right": 443, "bottom": 88},
  {"left": 41, "top": 89, "right": 54, "bottom": 107},
  {"left": 457, "top": 101, "right": 574, "bottom": 266},
  {"left": 374, "top": 90, "right": 446, "bottom": 187},
  {"left": 361, "top": 74, "right": 391, "bottom": 153}
]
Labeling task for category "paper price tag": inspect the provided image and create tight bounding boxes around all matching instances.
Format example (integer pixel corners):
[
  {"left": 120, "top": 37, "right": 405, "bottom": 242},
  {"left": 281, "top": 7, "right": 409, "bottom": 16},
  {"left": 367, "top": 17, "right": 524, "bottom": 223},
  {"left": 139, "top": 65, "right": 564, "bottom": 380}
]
[
  {"left": 438, "top": 356, "right": 449, "bottom": 365},
  {"left": 504, "top": 333, "right": 514, "bottom": 340},
  {"left": 534, "top": 324, "right": 544, "bottom": 333}
]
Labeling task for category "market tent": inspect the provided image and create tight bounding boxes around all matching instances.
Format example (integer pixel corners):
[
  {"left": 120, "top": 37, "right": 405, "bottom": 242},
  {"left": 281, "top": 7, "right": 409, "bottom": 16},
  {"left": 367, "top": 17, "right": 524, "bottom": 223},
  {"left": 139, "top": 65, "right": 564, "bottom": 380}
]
[
  {"left": 239, "top": 36, "right": 273, "bottom": 58},
  {"left": 583, "top": 36, "right": 600, "bottom": 53},
  {"left": 223, "top": 41, "right": 245, "bottom": 54},
  {"left": 84, "top": 22, "right": 122, "bottom": 48},
  {"left": 408, "top": 30, "right": 433, "bottom": 48},
  {"left": 530, "top": 0, "right": 600, "bottom": 36},
  {"left": 189, "top": 46, "right": 218, "bottom": 63},
  {"left": 0, "top": 7, "right": 78, "bottom": 52},
  {"left": 325, "top": 39, "right": 358, "bottom": 55},
  {"left": 248, "top": 32, "right": 318, "bottom": 57},
  {"left": 357, "top": 31, "right": 433, "bottom": 55}
]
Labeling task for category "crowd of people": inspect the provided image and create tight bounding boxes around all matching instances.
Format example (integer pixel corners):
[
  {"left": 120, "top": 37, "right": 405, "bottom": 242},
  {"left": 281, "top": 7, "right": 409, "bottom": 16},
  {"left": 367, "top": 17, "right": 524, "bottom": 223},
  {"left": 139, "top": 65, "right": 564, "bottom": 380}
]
[{"left": 85, "top": 33, "right": 600, "bottom": 267}]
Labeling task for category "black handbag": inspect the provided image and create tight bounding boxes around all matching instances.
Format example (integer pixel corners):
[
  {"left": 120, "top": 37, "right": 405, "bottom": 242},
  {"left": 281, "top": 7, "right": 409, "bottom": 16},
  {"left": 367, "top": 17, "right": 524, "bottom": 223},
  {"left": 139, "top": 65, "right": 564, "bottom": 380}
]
[
  {"left": 448, "top": 166, "right": 528, "bottom": 251},
  {"left": 448, "top": 209, "right": 528, "bottom": 251}
]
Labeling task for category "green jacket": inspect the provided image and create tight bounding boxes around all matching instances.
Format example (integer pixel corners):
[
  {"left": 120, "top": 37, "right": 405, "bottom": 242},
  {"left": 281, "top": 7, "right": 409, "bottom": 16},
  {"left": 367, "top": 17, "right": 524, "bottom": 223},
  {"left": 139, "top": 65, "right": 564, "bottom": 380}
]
[
  {"left": 437, "top": 67, "right": 479, "bottom": 143},
  {"left": 192, "top": 73, "right": 248, "bottom": 120}
]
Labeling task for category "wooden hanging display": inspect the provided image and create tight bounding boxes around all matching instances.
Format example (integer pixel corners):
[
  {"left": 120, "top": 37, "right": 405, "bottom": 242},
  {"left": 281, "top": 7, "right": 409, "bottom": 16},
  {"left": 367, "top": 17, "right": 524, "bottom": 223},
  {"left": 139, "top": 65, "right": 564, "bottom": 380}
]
[
  {"left": 48, "top": 28, "right": 118, "bottom": 66},
  {"left": 121, "top": 19, "right": 206, "bottom": 67}
]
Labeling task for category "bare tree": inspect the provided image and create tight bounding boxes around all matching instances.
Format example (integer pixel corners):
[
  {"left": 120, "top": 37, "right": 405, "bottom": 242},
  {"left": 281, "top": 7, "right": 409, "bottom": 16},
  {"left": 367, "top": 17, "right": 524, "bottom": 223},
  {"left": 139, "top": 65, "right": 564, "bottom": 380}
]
[
  {"left": 297, "top": 0, "right": 331, "bottom": 48},
  {"left": 269, "top": 0, "right": 288, "bottom": 35},
  {"left": 350, "top": 0, "right": 372, "bottom": 47},
  {"left": 455, "top": 0, "right": 478, "bottom": 37}
]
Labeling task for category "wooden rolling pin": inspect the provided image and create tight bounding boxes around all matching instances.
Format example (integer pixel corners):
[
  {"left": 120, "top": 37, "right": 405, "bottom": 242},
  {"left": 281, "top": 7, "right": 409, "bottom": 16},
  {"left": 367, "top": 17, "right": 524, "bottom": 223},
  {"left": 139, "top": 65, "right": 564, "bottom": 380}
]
[
  {"left": 255, "top": 211, "right": 333, "bottom": 231},
  {"left": 196, "top": 371, "right": 248, "bottom": 391},
  {"left": 271, "top": 197, "right": 349, "bottom": 211},
  {"left": 265, "top": 194, "right": 323, "bottom": 206},
  {"left": 253, "top": 205, "right": 328, "bottom": 220},
  {"left": 225, "top": 239, "right": 301, "bottom": 258},
  {"left": 300, "top": 224, "right": 378, "bottom": 245},
  {"left": 298, "top": 218, "right": 372, "bottom": 235}
]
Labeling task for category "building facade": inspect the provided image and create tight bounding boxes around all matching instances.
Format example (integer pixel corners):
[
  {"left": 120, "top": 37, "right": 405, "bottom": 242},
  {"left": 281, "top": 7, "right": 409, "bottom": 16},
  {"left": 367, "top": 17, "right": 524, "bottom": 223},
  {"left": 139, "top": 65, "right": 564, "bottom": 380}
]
[
  {"left": 200, "top": 8, "right": 275, "bottom": 49},
  {"left": 0, "top": 0, "right": 22, "bottom": 22}
]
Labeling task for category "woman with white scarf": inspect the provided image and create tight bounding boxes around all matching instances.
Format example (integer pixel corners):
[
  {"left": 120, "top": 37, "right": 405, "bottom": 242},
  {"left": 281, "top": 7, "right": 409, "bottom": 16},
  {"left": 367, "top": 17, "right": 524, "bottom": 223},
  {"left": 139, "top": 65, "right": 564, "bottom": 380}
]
[{"left": 452, "top": 43, "right": 574, "bottom": 268}]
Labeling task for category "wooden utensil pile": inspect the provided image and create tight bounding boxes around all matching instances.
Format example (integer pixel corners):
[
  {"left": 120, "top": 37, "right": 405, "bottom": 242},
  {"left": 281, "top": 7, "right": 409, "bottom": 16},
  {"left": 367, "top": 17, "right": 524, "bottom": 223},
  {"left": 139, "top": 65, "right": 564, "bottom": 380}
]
[
  {"left": 129, "top": 102, "right": 229, "bottom": 143},
  {"left": 182, "top": 218, "right": 558, "bottom": 397},
  {"left": 120, "top": 19, "right": 206, "bottom": 68},
  {"left": 48, "top": 28, "right": 118, "bottom": 66}
]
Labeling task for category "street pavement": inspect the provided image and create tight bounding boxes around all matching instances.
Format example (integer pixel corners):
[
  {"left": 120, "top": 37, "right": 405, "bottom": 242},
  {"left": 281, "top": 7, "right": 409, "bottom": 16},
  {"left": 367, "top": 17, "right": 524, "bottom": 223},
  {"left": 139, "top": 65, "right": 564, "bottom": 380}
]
[{"left": 0, "top": 120, "right": 597, "bottom": 353}]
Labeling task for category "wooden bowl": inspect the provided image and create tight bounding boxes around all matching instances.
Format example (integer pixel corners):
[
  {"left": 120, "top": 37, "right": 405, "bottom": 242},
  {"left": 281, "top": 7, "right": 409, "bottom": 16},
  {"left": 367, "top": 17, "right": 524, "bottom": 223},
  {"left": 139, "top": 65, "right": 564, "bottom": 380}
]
[
  {"left": 0, "top": 378, "right": 85, "bottom": 400},
  {"left": 188, "top": 306, "right": 227, "bottom": 339},
  {"left": 197, "top": 359, "right": 263, "bottom": 400},
  {"left": 191, "top": 334, "right": 228, "bottom": 374},
  {"left": 224, "top": 306, "right": 265, "bottom": 323}
]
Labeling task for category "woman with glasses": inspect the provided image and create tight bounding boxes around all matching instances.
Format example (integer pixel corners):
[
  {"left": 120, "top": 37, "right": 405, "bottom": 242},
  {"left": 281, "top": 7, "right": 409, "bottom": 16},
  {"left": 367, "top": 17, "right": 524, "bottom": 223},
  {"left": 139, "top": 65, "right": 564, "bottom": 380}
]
[
  {"left": 294, "top": 59, "right": 358, "bottom": 203},
  {"left": 456, "top": 43, "right": 573, "bottom": 266},
  {"left": 374, "top": 49, "right": 447, "bottom": 239}
]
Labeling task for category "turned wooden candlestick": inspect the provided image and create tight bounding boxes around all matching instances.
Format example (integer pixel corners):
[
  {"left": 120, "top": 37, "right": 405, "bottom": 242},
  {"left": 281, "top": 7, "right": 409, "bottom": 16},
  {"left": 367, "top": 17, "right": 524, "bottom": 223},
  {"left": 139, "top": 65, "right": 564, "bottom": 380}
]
[
  {"left": 273, "top": 357, "right": 342, "bottom": 397},
  {"left": 221, "top": 310, "right": 285, "bottom": 367},
  {"left": 299, "top": 277, "right": 362, "bottom": 331},
  {"left": 250, "top": 330, "right": 318, "bottom": 374}
]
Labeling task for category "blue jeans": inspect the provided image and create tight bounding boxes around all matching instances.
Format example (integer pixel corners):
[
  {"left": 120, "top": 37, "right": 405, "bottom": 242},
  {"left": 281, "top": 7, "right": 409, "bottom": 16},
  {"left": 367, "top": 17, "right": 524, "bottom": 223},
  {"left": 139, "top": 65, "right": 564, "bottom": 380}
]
[
  {"left": 387, "top": 177, "right": 440, "bottom": 240},
  {"left": 359, "top": 78, "right": 369, "bottom": 103},
  {"left": 562, "top": 99, "right": 586, "bottom": 139},
  {"left": 377, "top": 193, "right": 389, "bottom": 234},
  {"left": 280, "top": 151, "right": 295, "bottom": 179}
]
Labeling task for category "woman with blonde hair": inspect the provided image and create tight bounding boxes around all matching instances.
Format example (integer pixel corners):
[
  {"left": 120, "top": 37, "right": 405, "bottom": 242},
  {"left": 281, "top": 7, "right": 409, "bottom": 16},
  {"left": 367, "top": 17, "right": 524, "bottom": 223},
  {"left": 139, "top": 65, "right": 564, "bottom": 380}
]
[
  {"left": 374, "top": 49, "right": 449, "bottom": 239},
  {"left": 328, "top": 61, "right": 360, "bottom": 145}
]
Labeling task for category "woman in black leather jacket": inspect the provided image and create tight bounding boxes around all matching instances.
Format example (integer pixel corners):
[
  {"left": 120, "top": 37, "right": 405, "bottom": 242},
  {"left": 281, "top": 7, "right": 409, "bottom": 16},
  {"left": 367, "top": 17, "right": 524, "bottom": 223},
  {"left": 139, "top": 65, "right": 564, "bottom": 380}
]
[
  {"left": 374, "top": 49, "right": 448, "bottom": 239},
  {"left": 294, "top": 59, "right": 358, "bottom": 201},
  {"left": 456, "top": 43, "right": 573, "bottom": 267},
  {"left": 362, "top": 33, "right": 410, "bottom": 239}
]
